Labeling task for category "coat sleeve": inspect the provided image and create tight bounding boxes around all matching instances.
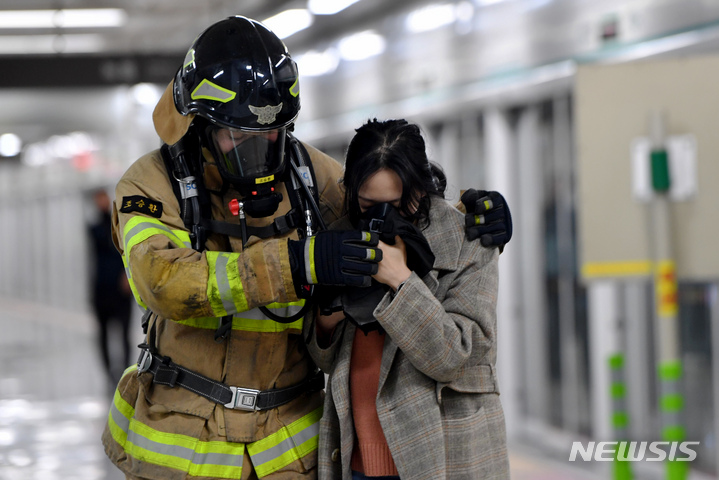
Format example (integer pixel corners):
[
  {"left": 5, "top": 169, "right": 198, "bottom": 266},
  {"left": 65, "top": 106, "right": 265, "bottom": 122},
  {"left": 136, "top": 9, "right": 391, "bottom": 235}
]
[
  {"left": 303, "top": 315, "right": 347, "bottom": 375},
  {"left": 112, "top": 152, "right": 300, "bottom": 321},
  {"left": 373, "top": 239, "right": 499, "bottom": 383}
]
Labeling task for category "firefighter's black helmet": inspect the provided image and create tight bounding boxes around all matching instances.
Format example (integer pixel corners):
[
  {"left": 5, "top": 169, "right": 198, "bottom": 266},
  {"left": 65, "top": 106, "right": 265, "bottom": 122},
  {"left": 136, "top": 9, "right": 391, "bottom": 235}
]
[{"left": 173, "top": 15, "right": 300, "bottom": 131}]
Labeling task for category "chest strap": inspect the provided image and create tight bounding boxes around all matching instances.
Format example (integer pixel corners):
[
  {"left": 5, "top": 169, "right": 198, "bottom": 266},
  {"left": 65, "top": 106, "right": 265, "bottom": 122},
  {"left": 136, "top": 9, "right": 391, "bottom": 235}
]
[
  {"left": 137, "top": 346, "right": 324, "bottom": 411},
  {"left": 199, "top": 206, "right": 301, "bottom": 241}
]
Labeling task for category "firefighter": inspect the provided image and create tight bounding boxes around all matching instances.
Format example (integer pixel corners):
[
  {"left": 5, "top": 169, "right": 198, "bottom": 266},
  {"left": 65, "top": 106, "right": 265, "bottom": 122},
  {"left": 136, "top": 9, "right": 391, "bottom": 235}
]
[{"left": 102, "top": 16, "right": 512, "bottom": 480}]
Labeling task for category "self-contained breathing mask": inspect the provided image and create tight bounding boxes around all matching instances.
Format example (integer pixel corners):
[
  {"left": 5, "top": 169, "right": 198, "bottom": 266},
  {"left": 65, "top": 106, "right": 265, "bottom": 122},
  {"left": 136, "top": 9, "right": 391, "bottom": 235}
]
[{"left": 198, "top": 119, "right": 287, "bottom": 218}]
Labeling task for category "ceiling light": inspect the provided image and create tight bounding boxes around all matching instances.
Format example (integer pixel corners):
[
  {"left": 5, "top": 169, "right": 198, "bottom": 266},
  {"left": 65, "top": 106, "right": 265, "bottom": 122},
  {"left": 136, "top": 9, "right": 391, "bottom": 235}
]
[
  {"left": 308, "top": 0, "right": 361, "bottom": 15},
  {"left": 263, "top": 9, "right": 313, "bottom": 39},
  {"left": 0, "top": 134, "right": 21, "bottom": 157},
  {"left": 473, "top": 0, "right": 509, "bottom": 6},
  {"left": 0, "top": 9, "right": 127, "bottom": 29},
  {"left": 456, "top": 2, "right": 475, "bottom": 22},
  {"left": 338, "top": 31, "right": 386, "bottom": 61},
  {"left": 406, "top": 4, "right": 457, "bottom": 33},
  {"left": 131, "top": 83, "right": 162, "bottom": 106},
  {"left": 296, "top": 48, "right": 340, "bottom": 76},
  {"left": 0, "top": 34, "right": 104, "bottom": 54}
]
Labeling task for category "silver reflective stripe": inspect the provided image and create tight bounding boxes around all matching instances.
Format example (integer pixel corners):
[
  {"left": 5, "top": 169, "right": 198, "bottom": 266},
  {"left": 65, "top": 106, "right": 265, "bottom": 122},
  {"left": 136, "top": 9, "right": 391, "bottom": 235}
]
[
  {"left": 110, "top": 400, "right": 130, "bottom": 433},
  {"left": 214, "top": 254, "right": 235, "bottom": 314},
  {"left": 249, "top": 421, "right": 319, "bottom": 468},
  {"left": 124, "top": 221, "right": 175, "bottom": 247},
  {"left": 111, "top": 397, "right": 243, "bottom": 470},
  {"left": 126, "top": 431, "right": 243, "bottom": 468},
  {"left": 192, "top": 80, "right": 236, "bottom": 102}
]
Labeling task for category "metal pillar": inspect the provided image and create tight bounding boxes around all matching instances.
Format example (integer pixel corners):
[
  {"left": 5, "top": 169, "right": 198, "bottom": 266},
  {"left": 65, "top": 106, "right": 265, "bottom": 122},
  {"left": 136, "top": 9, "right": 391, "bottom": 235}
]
[
  {"left": 553, "top": 96, "right": 583, "bottom": 433},
  {"left": 648, "top": 111, "right": 686, "bottom": 480},
  {"left": 589, "top": 281, "right": 620, "bottom": 443},
  {"left": 516, "top": 105, "right": 550, "bottom": 423},
  {"left": 484, "top": 107, "right": 521, "bottom": 438},
  {"left": 624, "top": 281, "right": 653, "bottom": 440},
  {"left": 711, "top": 283, "right": 719, "bottom": 477}
]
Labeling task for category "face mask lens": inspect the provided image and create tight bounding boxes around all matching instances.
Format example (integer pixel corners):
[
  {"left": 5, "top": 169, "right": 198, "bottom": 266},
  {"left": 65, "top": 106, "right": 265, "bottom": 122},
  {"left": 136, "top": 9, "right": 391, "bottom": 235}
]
[{"left": 210, "top": 128, "right": 285, "bottom": 182}]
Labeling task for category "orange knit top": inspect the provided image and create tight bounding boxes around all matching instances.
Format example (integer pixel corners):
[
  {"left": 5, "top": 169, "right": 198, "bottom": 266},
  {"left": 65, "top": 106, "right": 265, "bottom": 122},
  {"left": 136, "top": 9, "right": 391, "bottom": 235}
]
[{"left": 349, "top": 328, "right": 399, "bottom": 476}]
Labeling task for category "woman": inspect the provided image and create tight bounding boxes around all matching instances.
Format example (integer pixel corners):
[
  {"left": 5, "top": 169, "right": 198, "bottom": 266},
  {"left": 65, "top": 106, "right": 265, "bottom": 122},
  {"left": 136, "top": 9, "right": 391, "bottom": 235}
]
[{"left": 305, "top": 119, "right": 509, "bottom": 479}]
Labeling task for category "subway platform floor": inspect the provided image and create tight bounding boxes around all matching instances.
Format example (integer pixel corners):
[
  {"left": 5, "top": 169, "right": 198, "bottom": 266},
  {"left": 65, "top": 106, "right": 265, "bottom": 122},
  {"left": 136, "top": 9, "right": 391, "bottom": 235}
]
[{"left": 0, "top": 296, "right": 693, "bottom": 480}]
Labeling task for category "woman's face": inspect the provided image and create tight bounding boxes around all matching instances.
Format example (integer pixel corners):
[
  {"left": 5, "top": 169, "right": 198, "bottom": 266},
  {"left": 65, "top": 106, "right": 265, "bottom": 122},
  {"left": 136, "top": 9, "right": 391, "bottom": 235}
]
[{"left": 358, "top": 168, "right": 417, "bottom": 214}]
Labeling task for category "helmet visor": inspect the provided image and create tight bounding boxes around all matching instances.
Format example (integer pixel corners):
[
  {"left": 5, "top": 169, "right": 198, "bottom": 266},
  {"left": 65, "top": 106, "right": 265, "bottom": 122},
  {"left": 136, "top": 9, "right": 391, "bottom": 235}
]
[{"left": 210, "top": 126, "right": 286, "bottom": 184}]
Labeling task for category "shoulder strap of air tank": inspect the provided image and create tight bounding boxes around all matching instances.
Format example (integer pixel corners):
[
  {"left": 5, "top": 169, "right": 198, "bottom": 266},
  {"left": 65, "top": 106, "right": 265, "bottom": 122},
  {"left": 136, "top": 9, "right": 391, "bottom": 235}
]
[
  {"left": 160, "top": 144, "right": 186, "bottom": 225},
  {"left": 289, "top": 135, "right": 319, "bottom": 205},
  {"left": 160, "top": 140, "right": 214, "bottom": 251}
]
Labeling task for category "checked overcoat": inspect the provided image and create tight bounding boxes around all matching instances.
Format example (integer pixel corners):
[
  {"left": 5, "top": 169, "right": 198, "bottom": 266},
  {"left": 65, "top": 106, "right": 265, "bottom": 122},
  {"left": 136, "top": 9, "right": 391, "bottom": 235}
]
[{"left": 305, "top": 197, "right": 510, "bottom": 480}]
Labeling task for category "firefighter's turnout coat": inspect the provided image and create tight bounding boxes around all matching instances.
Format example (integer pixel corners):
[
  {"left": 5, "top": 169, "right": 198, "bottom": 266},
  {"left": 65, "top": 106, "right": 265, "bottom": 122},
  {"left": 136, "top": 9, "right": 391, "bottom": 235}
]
[{"left": 102, "top": 86, "right": 344, "bottom": 480}]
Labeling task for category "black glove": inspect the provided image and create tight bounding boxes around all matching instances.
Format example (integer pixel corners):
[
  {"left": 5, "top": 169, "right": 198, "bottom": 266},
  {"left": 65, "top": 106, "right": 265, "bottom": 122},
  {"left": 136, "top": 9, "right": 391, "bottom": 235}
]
[
  {"left": 287, "top": 230, "right": 382, "bottom": 293},
  {"left": 357, "top": 203, "right": 435, "bottom": 278},
  {"left": 341, "top": 203, "right": 436, "bottom": 334},
  {"left": 461, "top": 189, "right": 513, "bottom": 250}
]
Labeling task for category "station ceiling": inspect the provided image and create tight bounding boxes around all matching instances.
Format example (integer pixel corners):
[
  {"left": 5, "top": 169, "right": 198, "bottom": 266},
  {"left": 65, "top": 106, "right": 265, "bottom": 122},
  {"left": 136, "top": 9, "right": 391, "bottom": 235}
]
[{"left": 0, "top": 0, "right": 424, "bottom": 87}]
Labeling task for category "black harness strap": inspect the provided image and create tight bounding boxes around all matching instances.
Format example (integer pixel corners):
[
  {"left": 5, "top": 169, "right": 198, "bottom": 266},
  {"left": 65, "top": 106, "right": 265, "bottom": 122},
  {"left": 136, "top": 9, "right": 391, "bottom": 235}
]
[
  {"left": 198, "top": 207, "right": 303, "bottom": 240},
  {"left": 136, "top": 347, "right": 324, "bottom": 411}
]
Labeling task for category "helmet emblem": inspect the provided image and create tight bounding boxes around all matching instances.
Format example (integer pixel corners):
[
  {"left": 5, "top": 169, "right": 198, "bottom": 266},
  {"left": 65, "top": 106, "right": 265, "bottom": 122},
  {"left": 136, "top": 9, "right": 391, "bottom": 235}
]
[{"left": 249, "top": 103, "right": 283, "bottom": 125}]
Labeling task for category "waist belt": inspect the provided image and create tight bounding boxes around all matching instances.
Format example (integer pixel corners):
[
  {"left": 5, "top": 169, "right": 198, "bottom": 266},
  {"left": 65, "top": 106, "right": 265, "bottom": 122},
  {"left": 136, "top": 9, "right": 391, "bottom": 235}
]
[{"left": 136, "top": 347, "right": 324, "bottom": 411}]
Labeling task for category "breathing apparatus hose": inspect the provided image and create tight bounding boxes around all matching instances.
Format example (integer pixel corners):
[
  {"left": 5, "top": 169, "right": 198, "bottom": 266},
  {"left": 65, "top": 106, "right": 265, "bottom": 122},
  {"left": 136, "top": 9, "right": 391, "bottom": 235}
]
[{"left": 258, "top": 136, "right": 325, "bottom": 324}]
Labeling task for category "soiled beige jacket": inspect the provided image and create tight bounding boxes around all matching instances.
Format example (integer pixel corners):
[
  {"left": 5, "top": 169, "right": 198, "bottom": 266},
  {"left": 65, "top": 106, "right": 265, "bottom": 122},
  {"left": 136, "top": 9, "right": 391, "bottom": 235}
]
[{"left": 102, "top": 141, "right": 344, "bottom": 479}]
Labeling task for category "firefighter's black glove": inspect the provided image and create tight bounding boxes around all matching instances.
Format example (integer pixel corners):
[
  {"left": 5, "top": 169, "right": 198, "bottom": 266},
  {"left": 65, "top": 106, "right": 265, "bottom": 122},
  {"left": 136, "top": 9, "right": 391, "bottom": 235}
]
[
  {"left": 357, "top": 203, "right": 435, "bottom": 279},
  {"left": 288, "top": 230, "right": 382, "bottom": 294},
  {"left": 461, "top": 189, "right": 513, "bottom": 251},
  {"left": 341, "top": 203, "right": 436, "bottom": 334}
]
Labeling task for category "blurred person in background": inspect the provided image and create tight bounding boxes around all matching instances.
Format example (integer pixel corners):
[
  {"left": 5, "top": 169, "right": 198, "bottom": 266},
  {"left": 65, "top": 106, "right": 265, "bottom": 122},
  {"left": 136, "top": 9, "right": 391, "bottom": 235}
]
[
  {"left": 101, "top": 16, "right": 511, "bottom": 480},
  {"left": 306, "top": 119, "right": 509, "bottom": 480},
  {"left": 88, "top": 188, "right": 133, "bottom": 387}
]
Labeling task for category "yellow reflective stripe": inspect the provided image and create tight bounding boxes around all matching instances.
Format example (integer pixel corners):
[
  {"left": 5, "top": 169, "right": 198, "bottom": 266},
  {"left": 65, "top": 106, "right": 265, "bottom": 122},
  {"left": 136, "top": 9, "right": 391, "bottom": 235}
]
[
  {"left": 121, "top": 216, "right": 190, "bottom": 309},
  {"left": 191, "top": 79, "right": 237, "bottom": 103},
  {"left": 247, "top": 406, "right": 322, "bottom": 477},
  {"left": 308, "top": 236, "right": 318, "bottom": 284},
  {"left": 206, "top": 251, "right": 249, "bottom": 317},
  {"left": 175, "top": 301, "right": 305, "bottom": 333},
  {"left": 122, "top": 255, "right": 147, "bottom": 309},
  {"left": 289, "top": 78, "right": 299, "bottom": 97},
  {"left": 123, "top": 216, "right": 190, "bottom": 253},
  {"left": 108, "top": 377, "right": 244, "bottom": 479},
  {"left": 183, "top": 48, "right": 195, "bottom": 69}
]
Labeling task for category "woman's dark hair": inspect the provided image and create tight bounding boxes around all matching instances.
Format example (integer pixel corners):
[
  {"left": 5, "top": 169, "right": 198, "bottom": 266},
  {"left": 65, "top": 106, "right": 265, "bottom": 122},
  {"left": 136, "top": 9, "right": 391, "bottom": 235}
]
[{"left": 342, "top": 118, "right": 446, "bottom": 226}]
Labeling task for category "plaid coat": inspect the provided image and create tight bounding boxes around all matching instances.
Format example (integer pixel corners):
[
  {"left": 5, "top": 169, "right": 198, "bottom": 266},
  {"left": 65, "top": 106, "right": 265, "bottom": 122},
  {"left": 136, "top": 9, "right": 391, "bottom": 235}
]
[{"left": 306, "top": 198, "right": 510, "bottom": 479}]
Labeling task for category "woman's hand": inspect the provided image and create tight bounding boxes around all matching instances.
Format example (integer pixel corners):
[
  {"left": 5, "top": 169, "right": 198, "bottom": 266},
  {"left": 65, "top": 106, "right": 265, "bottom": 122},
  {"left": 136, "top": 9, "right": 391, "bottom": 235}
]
[{"left": 373, "top": 236, "right": 412, "bottom": 291}]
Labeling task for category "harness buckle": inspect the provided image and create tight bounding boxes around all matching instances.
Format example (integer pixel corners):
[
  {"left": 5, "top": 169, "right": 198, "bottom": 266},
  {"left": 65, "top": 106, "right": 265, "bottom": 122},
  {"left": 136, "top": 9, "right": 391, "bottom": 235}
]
[
  {"left": 137, "top": 349, "right": 152, "bottom": 374},
  {"left": 225, "top": 386, "right": 260, "bottom": 411}
]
